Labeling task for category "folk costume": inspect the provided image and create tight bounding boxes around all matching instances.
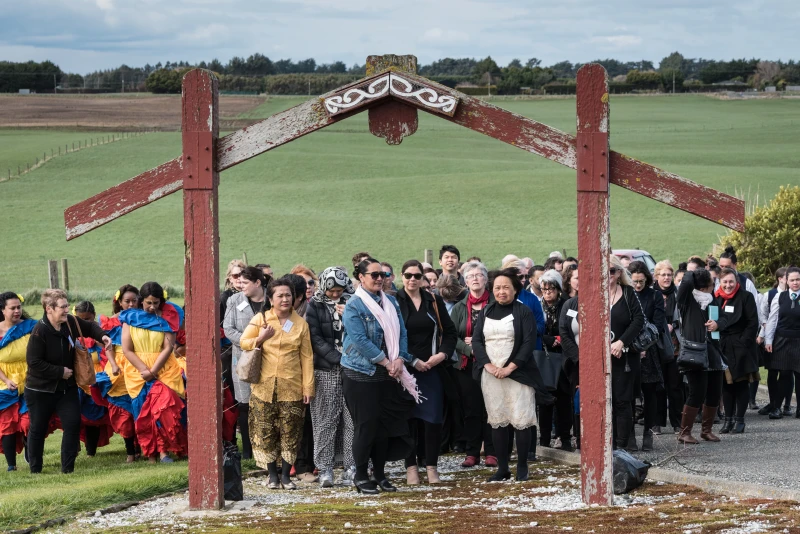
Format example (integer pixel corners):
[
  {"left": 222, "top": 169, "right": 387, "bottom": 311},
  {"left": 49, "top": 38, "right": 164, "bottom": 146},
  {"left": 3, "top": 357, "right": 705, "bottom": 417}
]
[{"left": 0, "top": 318, "right": 36, "bottom": 467}]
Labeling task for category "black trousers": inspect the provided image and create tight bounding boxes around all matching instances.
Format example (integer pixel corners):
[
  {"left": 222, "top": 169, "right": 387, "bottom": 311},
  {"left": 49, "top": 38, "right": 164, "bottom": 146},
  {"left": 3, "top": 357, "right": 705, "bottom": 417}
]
[
  {"left": 611, "top": 352, "right": 639, "bottom": 447},
  {"left": 684, "top": 369, "right": 722, "bottom": 408},
  {"left": 294, "top": 409, "right": 315, "bottom": 474},
  {"left": 453, "top": 364, "right": 494, "bottom": 458},
  {"left": 641, "top": 382, "right": 661, "bottom": 435},
  {"left": 405, "top": 418, "right": 442, "bottom": 468},
  {"left": 658, "top": 359, "right": 684, "bottom": 428},
  {"left": 25, "top": 386, "right": 81, "bottom": 474},
  {"left": 441, "top": 367, "right": 464, "bottom": 452},
  {"left": 722, "top": 380, "right": 749, "bottom": 418},
  {"left": 538, "top": 373, "right": 573, "bottom": 445}
]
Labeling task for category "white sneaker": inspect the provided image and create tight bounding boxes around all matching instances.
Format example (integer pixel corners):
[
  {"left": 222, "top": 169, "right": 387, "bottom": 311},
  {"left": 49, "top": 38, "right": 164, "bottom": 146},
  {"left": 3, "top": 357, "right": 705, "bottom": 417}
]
[
  {"left": 340, "top": 466, "right": 356, "bottom": 482},
  {"left": 320, "top": 470, "right": 334, "bottom": 488}
]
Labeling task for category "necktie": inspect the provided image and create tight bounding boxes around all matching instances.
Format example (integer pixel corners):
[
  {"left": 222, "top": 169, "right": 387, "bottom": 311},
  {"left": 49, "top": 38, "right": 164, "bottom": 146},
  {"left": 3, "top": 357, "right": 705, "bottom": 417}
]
[{"left": 792, "top": 293, "right": 798, "bottom": 308}]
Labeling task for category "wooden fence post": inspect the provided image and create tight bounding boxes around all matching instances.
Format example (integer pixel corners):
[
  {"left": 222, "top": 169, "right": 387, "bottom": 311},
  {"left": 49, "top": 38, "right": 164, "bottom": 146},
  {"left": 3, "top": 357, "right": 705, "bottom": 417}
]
[
  {"left": 61, "top": 259, "right": 69, "bottom": 291},
  {"left": 424, "top": 249, "right": 433, "bottom": 265},
  {"left": 242, "top": 251, "right": 248, "bottom": 265},
  {"left": 47, "top": 260, "right": 59, "bottom": 289}
]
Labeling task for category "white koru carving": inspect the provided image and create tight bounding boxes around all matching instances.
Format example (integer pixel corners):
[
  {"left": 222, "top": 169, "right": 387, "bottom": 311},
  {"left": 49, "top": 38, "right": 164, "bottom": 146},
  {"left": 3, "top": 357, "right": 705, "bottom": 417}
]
[
  {"left": 324, "top": 75, "right": 390, "bottom": 114},
  {"left": 389, "top": 75, "right": 457, "bottom": 114}
]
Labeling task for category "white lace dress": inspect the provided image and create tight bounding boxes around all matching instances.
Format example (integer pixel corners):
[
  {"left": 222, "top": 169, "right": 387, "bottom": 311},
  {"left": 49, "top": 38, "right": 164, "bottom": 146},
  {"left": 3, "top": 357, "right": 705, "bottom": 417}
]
[{"left": 480, "top": 314, "right": 537, "bottom": 430}]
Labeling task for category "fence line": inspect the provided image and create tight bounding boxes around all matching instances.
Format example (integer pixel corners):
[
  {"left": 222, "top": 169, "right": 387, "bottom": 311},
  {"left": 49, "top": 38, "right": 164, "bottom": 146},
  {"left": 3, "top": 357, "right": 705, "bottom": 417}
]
[{"left": 1, "top": 131, "right": 149, "bottom": 183}]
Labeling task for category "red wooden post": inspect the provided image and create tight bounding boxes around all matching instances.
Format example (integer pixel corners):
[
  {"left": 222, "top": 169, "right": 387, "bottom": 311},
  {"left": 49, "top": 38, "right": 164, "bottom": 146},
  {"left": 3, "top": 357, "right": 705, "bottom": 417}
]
[
  {"left": 575, "top": 64, "right": 613, "bottom": 506},
  {"left": 182, "top": 69, "right": 224, "bottom": 510}
]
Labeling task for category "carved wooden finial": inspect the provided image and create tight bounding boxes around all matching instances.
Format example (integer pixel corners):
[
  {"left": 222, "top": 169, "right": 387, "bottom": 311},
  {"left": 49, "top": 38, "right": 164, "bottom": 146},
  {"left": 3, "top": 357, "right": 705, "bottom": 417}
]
[{"left": 366, "top": 54, "right": 418, "bottom": 145}]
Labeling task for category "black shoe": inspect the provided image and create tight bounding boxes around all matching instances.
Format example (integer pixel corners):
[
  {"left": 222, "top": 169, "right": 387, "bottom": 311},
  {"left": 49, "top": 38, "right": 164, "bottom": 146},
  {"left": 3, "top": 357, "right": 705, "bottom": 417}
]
[
  {"left": 796, "top": 408, "right": 800, "bottom": 419},
  {"left": 354, "top": 479, "right": 379, "bottom": 494},
  {"left": 641, "top": 433, "right": 653, "bottom": 452},
  {"left": 719, "top": 418, "right": 734, "bottom": 434},
  {"left": 625, "top": 435, "right": 638, "bottom": 452},
  {"left": 673, "top": 426, "right": 681, "bottom": 434},
  {"left": 559, "top": 440, "right": 574, "bottom": 452},
  {"left": 769, "top": 408, "right": 783, "bottom": 419},
  {"left": 748, "top": 401, "right": 759, "bottom": 410},
  {"left": 758, "top": 405, "right": 773, "bottom": 416},
  {"left": 651, "top": 426, "right": 662, "bottom": 435},
  {"left": 784, "top": 405, "right": 793, "bottom": 416},
  {"left": 488, "top": 471, "right": 511, "bottom": 482},
  {"left": 732, "top": 417, "right": 746, "bottom": 434},
  {"left": 376, "top": 479, "right": 397, "bottom": 492},
  {"left": 453, "top": 443, "right": 466, "bottom": 454},
  {"left": 515, "top": 464, "right": 529, "bottom": 481}
]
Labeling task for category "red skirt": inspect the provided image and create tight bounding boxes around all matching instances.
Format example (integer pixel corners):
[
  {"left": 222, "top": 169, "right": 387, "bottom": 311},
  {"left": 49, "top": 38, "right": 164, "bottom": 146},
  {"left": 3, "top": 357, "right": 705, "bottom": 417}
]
[
  {"left": 108, "top": 404, "right": 136, "bottom": 439},
  {"left": 222, "top": 383, "right": 238, "bottom": 443},
  {"left": 0, "top": 404, "right": 28, "bottom": 454},
  {"left": 80, "top": 413, "right": 114, "bottom": 449},
  {"left": 135, "top": 381, "right": 188, "bottom": 457}
]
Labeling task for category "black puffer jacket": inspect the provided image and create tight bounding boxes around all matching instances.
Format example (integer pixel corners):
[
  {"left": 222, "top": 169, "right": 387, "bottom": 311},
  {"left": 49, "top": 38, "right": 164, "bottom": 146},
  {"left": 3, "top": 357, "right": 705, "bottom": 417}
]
[
  {"left": 305, "top": 299, "right": 343, "bottom": 371},
  {"left": 26, "top": 315, "right": 107, "bottom": 393}
]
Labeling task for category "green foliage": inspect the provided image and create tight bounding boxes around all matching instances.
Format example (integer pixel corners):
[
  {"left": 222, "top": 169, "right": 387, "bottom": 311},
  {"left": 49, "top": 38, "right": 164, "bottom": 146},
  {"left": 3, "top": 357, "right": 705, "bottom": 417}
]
[
  {"left": 419, "top": 58, "right": 478, "bottom": 77},
  {"left": 263, "top": 74, "right": 359, "bottom": 95},
  {"left": 718, "top": 186, "right": 800, "bottom": 287},
  {"left": 218, "top": 74, "right": 265, "bottom": 93},
  {"left": 660, "top": 69, "right": 685, "bottom": 91},
  {"left": 144, "top": 68, "right": 188, "bottom": 94},
  {"left": 625, "top": 70, "right": 663, "bottom": 89},
  {"left": 473, "top": 56, "right": 502, "bottom": 81},
  {"left": 698, "top": 59, "right": 758, "bottom": 84},
  {"left": 496, "top": 66, "right": 555, "bottom": 94},
  {"left": 457, "top": 86, "right": 498, "bottom": 95},
  {"left": 0, "top": 60, "right": 62, "bottom": 93}
]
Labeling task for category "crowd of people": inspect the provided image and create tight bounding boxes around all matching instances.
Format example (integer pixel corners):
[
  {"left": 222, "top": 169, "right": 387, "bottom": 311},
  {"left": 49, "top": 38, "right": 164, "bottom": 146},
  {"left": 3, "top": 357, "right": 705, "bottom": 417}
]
[{"left": 2, "top": 245, "right": 798, "bottom": 493}]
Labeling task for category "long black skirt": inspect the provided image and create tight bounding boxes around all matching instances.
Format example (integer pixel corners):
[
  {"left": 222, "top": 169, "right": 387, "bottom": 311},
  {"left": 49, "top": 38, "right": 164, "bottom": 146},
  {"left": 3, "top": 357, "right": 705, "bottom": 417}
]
[
  {"left": 768, "top": 336, "right": 800, "bottom": 374},
  {"left": 342, "top": 370, "right": 415, "bottom": 465}
]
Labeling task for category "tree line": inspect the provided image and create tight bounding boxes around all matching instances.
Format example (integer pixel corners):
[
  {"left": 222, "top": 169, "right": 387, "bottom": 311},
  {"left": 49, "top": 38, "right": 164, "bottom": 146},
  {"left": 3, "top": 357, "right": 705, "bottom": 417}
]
[{"left": 1, "top": 52, "right": 799, "bottom": 95}]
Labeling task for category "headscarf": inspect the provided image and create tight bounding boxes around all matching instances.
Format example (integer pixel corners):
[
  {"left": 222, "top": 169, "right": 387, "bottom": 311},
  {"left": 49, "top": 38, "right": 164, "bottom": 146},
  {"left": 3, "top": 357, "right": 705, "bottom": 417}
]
[{"left": 311, "top": 267, "right": 354, "bottom": 352}]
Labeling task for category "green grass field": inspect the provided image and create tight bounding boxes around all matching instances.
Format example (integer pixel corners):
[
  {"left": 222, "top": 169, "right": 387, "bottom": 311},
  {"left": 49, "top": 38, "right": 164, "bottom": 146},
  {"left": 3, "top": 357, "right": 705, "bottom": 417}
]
[{"left": 2, "top": 94, "right": 799, "bottom": 293}]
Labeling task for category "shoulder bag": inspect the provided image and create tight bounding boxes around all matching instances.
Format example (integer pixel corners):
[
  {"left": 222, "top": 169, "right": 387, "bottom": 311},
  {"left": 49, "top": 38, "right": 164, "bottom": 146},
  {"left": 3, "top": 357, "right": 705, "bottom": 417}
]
[
  {"left": 628, "top": 289, "right": 659, "bottom": 353},
  {"left": 533, "top": 342, "right": 563, "bottom": 392},
  {"left": 67, "top": 316, "right": 96, "bottom": 387},
  {"left": 236, "top": 311, "right": 265, "bottom": 384},
  {"left": 677, "top": 339, "right": 708, "bottom": 370}
]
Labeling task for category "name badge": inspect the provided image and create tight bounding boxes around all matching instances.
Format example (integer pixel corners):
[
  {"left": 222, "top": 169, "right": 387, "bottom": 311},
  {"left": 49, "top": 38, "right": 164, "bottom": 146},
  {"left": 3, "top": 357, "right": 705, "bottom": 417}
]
[
  {"left": 567, "top": 309, "right": 578, "bottom": 318},
  {"left": 236, "top": 300, "right": 249, "bottom": 311},
  {"left": 724, "top": 306, "right": 734, "bottom": 313},
  {"left": 282, "top": 320, "right": 294, "bottom": 333},
  {"left": 67, "top": 335, "right": 75, "bottom": 348}
]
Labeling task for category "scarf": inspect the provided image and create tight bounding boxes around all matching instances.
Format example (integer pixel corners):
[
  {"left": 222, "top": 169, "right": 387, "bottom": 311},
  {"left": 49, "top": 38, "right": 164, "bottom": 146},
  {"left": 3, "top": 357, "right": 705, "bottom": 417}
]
[
  {"left": 659, "top": 282, "right": 676, "bottom": 297},
  {"left": 543, "top": 298, "right": 560, "bottom": 336},
  {"left": 465, "top": 290, "right": 490, "bottom": 337},
  {"left": 311, "top": 267, "right": 354, "bottom": 353},
  {"left": 714, "top": 282, "right": 740, "bottom": 310},
  {"left": 354, "top": 286, "right": 420, "bottom": 403},
  {"left": 692, "top": 289, "right": 714, "bottom": 311}
]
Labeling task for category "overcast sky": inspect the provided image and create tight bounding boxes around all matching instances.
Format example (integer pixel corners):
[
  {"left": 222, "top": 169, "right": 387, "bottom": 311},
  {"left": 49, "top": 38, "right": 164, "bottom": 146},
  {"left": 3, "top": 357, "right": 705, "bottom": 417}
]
[{"left": 2, "top": 0, "right": 798, "bottom": 74}]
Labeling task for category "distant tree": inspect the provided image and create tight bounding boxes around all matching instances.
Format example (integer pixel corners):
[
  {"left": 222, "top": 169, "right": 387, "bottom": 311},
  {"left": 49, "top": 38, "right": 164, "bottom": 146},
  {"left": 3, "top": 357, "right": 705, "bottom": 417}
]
[
  {"left": 659, "top": 52, "right": 686, "bottom": 74},
  {"left": 244, "top": 53, "right": 274, "bottom": 75},
  {"left": 419, "top": 57, "right": 478, "bottom": 76},
  {"left": 226, "top": 56, "right": 247, "bottom": 75},
  {"left": 273, "top": 59, "right": 294, "bottom": 74},
  {"left": 295, "top": 58, "right": 316, "bottom": 73},
  {"left": 145, "top": 68, "right": 185, "bottom": 93},
  {"left": 473, "top": 56, "right": 501, "bottom": 83},
  {"left": 316, "top": 61, "right": 346, "bottom": 73},
  {"left": 507, "top": 58, "right": 523, "bottom": 69},
  {"left": 207, "top": 58, "right": 224, "bottom": 73},
  {"left": 348, "top": 63, "right": 366, "bottom": 75},
  {"left": 659, "top": 69, "right": 684, "bottom": 92},
  {"left": 698, "top": 58, "right": 758, "bottom": 84},
  {"left": 548, "top": 60, "right": 575, "bottom": 79},
  {"left": 526, "top": 57, "right": 542, "bottom": 68},
  {"left": 625, "top": 69, "right": 662, "bottom": 89}
]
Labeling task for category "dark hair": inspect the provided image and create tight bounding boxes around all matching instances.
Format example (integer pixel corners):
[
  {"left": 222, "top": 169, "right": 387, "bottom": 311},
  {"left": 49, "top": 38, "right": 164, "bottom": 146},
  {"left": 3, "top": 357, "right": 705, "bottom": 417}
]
[
  {"left": 439, "top": 245, "right": 460, "bottom": 260},
  {"left": 354, "top": 257, "right": 380, "bottom": 279},
  {"left": 489, "top": 268, "right": 523, "bottom": 295},
  {"left": 562, "top": 264, "right": 578, "bottom": 296},
  {"left": 254, "top": 263, "right": 271, "bottom": 270},
  {"left": 693, "top": 269, "right": 713, "bottom": 290},
  {"left": 0, "top": 292, "right": 30, "bottom": 322},
  {"left": 740, "top": 271, "right": 755, "bottom": 284},
  {"left": 139, "top": 281, "right": 166, "bottom": 309},
  {"left": 380, "top": 262, "right": 394, "bottom": 274},
  {"left": 267, "top": 277, "right": 296, "bottom": 301},
  {"left": 530, "top": 264, "right": 545, "bottom": 276},
  {"left": 787, "top": 266, "right": 800, "bottom": 279},
  {"left": 675, "top": 268, "right": 687, "bottom": 277},
  {"left": 112, "top": 284, "right": 140, "bottom": 314},
  {"left": 352, "top": 252, "right": 371, "bottom": 269},
  {"left": 422, "top": 267, "right": 437, "bottom": 275},
  {"left": 565, "top": 256, "right": 578, "bottom": 263},
  {"left": 283, "top": 274, "right": 308, "bottom": 303},
  {"left": 678, "top": 262, "right": 688, "bottom": 271},
  {"left": 719, "top": 246, "right": 738, "bottom": 265},
  {"left": 436, "top": 274, "right": 463, "bottom": 303},
  {"left": 74, "top": 301, "right": 95, "bottom": 315},
  {"left": 719, "top": 267, "right": 738, "bottom": 282},
  {"left": 241, "top": 266, "right": 267, "bottom": 288},
  {"left": 710, "top": 265, "right": 721, "bottom": 276},
  {"left": 628, "top": 260, "right": 653, "bottom": 287},
  {"left": 773, "top": 267, "right": 788, "bottom": 288},
  {"left": 687, "top": 256, "right": 706, "bottom": 269},
  {"left": 543, "top": 257, "right": 562, "bottom": 271},
  {"left": 401, "top": 259, "right": 424, "bottom": 274},
  {"left": 467, "top": 256, "right": 482, "bottom": 263}
]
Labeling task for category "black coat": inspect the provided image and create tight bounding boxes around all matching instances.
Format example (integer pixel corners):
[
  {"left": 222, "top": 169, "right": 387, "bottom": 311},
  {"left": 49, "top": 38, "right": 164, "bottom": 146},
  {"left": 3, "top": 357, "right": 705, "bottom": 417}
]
[
  {"left": 395, "top": 288, "right": 458, "bottom": 360},
  {"left": 636, "top": 287, "right": 665, "bottom": 385},
  {"left": 715, "top": 289, "right": 759, "bottom": 381},
  {"left": 472, "top": 301, "right": 554, "bottom": 405},
  {"left": 305, "top": 299, "right": 343, "bottom": 371},
  {"left": 541, "top": 296, "right": 565, "bottom": 353},
  {"left": 677, "top": 271, "right": 725, "bottom": 372},
  {"left": 558, "top": 297, "right": 580, "bottom": 389},
  {"left": 26, "top": 315, "right": 107, "bottom": 393}
]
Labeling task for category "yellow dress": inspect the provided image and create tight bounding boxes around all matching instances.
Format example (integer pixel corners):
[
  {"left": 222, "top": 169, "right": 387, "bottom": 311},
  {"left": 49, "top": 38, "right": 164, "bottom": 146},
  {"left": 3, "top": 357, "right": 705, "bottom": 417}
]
[
  {"left": 0, "top": 335, "right": 29, "bottom": 395},
  {"left": 124, "top": 326, "right": 185, "bottom": 401},
  {"left": 103, "top": 346, "right": 130, "bottom": 398}
]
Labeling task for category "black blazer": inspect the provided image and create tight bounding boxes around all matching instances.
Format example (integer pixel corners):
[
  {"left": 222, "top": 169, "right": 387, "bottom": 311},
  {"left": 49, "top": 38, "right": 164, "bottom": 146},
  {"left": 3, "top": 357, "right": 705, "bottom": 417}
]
[
  {"left": 26, "top": 315, "right": 107, "bottom": 393},
  {"left": 395, "top": 288, "right": 458, "bottom": 361},
  {"left": 715, "top": 289, "right": 759, "bottom": 381},
  {"left": 558, "top": 296, "right": 580, "bottom": 389},
  {"left": 305, "top": 299, "right": 343, "bottom": 371}
]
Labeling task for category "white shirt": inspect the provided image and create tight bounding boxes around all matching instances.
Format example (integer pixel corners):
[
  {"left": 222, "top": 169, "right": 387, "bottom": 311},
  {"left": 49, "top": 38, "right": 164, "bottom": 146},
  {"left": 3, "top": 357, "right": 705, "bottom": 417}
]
[{"left": 765, "top": 288, "right": 790, "bottom": 345}]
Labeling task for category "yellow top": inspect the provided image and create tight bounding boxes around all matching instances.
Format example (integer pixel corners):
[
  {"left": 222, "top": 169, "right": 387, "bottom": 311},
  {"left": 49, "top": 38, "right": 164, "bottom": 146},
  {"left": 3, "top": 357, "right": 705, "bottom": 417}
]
[
  {"left": 240, "top": 309, "right": 314, "bottom": 403},
  {"left": 123, "top": 326, "right": 185, "bottom": 400},
  {"left": 104, "top": 346, "right": 129, "bottom": 398},
  {"left": 0, "top": 335, "right": 29, "bottom": 394}
]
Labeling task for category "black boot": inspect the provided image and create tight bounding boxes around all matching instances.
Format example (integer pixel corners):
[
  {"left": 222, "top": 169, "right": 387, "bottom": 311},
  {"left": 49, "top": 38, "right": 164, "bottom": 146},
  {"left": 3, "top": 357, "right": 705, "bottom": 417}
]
[
  {"left": 641, "top": 430, "right": 653, "bottom": 452},
  {"left": 625, "top": 433, "right": 638, "bottom": 452},
  {"left": 732, "top": 416, "right": 746, "bottom": 434},
  {"left": 719, "top": 418, "right": 734, "bottom": 434}
]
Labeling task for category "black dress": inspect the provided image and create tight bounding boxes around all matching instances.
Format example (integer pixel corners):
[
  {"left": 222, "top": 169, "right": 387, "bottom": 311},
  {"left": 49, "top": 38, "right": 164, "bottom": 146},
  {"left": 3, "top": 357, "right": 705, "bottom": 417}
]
[{"left": 406, "top": 305, "right": 444, "bottom": 424}]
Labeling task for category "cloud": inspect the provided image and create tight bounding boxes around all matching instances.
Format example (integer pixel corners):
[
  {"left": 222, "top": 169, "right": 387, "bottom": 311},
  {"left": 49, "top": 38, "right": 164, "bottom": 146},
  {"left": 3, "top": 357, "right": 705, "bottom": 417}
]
[
  {"left": 420, "top": 28, "right": 470, "bottom": 43},
  {"left": 590, "top": 35, "right": 643, "bottom": 48}
]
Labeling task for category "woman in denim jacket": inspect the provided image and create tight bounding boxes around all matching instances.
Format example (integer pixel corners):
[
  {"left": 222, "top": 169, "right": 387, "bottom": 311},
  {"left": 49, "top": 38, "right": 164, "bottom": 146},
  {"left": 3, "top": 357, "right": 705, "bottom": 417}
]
[{"left": 341, "top": 258, "right": 417, "bottom": 495}]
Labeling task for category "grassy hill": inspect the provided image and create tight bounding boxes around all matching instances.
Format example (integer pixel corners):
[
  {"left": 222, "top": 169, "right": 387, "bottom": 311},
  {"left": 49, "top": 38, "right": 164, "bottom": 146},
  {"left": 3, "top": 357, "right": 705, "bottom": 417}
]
[{"left": 1, "top": 94, "right": 799, "bottom": 293}]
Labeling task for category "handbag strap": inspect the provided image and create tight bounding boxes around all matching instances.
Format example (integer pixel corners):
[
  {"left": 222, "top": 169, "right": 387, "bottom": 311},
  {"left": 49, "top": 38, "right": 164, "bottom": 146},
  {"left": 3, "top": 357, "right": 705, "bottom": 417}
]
[
  {"left": 65, "top": 315, "right": 83, "bottom": 343},
  {"left": 430, "top": 295, "right": 444, "bottom": 346},
  {"left": 630, "top": 288, "right": 653, "bottom": 328}
]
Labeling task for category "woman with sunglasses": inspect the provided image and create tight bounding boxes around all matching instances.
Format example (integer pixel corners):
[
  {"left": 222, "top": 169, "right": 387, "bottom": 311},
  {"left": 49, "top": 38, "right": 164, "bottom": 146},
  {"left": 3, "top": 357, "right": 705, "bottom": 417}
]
[
  {"left": 291, "top": 265, "right": 318, "bottom": 303},
  {"left": 395, "top": 260, "right": 457, "bottom": 485},
  {"left": 221, "top": 260, "right": 247, "bottom": 404},
  {"left": 607, "top": 255, "right": 645, "bottom": 451},
  {"left": 341, "top": 258, "right": 418, "bottom": 494}
]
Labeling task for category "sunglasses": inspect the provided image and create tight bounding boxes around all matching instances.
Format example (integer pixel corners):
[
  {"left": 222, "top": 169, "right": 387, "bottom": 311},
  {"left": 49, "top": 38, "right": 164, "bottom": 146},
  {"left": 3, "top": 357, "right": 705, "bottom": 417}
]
[
  {"left": 365, "top": 272, "right": 387, "bottom": 280},
  {"left": 230, "top": 272, "right": 242, "bottom": 279},
  {"left": 403, "top": 272, "right": 423, "bottom": 280},
  {"left": 518, "top": 275, "right": 530, "bottom": 280},
  {"left": 609, "top": 267, "right": 619, "bottom": 275},
  {"left": 306, "top": 280, "right": 316, "bottom": 287}
]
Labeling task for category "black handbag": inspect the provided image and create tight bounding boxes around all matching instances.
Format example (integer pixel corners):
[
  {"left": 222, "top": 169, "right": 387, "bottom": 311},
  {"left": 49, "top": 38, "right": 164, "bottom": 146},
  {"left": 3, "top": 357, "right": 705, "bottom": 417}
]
[
  {"left": 533, "top": 343, "right": 563, "bottom": 392},
  {"left": 677, "top": 339, "right": 708, "bottom": 370},
  {"left": 629, "top": 289, "right": 659, "bottom": 353}
]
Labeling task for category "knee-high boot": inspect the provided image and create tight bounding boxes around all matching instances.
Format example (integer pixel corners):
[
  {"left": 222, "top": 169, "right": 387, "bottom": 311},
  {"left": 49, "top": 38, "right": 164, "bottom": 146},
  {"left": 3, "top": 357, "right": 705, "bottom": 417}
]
[
  {"left": 699, "top": 405, "right": 720, "bottom": 442},
  {"left": 677, "top": 405, "right": 699, "bottom": 445}
]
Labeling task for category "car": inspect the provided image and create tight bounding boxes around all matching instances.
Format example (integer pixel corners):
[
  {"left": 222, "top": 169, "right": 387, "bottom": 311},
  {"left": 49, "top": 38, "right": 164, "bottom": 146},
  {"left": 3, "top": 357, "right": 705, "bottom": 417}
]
[{"left": 612, "top": 249, "right": 656, "bottom": 273}]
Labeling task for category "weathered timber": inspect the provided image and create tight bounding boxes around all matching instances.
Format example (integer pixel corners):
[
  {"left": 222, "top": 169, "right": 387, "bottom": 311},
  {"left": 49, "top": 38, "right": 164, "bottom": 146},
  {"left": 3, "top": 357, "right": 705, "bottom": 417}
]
[
  {"left": 575, "top": 64, "right": 613, "bottom": 506},
  {"left": 367, "top": 54, "right": 418, "bottom": 145},
  {"left": 47, "top": 260, "right": 59, "bottom": 289},
  {"left": 61, "top": 258, "right": 69, "bottom": 291},
  {"left": 182, "top": 70, "right": 224, "bottom": 510}
]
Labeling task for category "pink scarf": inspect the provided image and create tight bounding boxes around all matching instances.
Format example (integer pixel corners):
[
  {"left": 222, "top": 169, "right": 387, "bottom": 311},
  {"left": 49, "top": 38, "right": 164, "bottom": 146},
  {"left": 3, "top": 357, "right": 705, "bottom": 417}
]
[{"left": 354, "top": 286, "right": 420, "bottom": 403}]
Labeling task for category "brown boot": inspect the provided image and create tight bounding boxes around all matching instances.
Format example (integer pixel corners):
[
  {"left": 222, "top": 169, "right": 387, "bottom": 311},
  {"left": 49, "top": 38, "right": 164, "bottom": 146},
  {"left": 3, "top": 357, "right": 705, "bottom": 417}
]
[
  {"left": 700, "top": 405, "right": 721, "bottom": 442},
  {"left": 677, "top": 405, "right": 700, "bottom": 444}
]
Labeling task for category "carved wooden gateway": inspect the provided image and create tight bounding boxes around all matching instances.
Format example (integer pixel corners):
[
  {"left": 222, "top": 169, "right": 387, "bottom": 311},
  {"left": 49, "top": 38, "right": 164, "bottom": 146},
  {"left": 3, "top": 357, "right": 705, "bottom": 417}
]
[{"left": 65, "top": 55, "right": 744, "bottom": 509}]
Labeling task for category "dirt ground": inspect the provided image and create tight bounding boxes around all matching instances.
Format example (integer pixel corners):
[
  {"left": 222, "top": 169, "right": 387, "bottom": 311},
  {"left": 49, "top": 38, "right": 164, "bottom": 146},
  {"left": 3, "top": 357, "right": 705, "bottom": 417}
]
[{"left": 0, "top": 94, "right": 265, "bottom": 130}]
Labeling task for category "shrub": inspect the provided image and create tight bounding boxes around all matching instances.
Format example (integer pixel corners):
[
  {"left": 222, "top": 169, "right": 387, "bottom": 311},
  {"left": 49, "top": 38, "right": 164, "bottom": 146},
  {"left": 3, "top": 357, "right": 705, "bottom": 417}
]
[
  {"left": 455, "top": 86, "right": 497, "bottom": 96},
  {"left": 145, "top": 68, "right": 187, "bottom": 94},
  {"left": 264, "top": 74, "right": 359, "bottom": 95},
  {"left": 716, "top": 186, "right": 800, "bottom": 286}
]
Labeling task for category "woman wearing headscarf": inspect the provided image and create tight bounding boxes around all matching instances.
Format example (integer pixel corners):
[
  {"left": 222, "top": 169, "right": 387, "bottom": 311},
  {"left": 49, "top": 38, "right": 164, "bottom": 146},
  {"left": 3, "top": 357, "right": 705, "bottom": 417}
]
[
  {"left": 536, "top": 269, "right": 574, "bottom": 451},
  {"left": 676, "top": 269, "right": 725, "bottom": 444},
  {"left": 0, "top": 292, "right": 37, "bottom": 471},
  {"left": 450, "top": 261, "right": 497, "bottom": 468},
  {"left": 240, "top": 277, "right": 314, "bottom": 490},
  {"left": 305, "top": 266, "right": 356, "bottom": 488},
  {"left": 341, "top": 258, "right": 417, "bottom": 494},
  {"left": 715, "top": 267, "right": 759, "bottom": 434},
  {"left": 395, "top": 260, "right": 457, "bottom": 485}
]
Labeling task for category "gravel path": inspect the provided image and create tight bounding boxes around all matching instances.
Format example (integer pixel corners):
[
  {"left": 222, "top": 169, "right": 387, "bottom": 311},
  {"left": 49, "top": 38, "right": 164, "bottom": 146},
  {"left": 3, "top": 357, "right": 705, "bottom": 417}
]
[{"left": 635, "top": 388, "right": 800, "bottom": 490}]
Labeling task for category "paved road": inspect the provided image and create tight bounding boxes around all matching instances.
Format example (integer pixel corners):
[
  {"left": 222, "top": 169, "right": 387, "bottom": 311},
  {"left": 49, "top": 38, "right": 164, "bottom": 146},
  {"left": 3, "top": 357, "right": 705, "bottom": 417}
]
[{"left": 634, "top": 388, "right": 800, "bottom": 490}]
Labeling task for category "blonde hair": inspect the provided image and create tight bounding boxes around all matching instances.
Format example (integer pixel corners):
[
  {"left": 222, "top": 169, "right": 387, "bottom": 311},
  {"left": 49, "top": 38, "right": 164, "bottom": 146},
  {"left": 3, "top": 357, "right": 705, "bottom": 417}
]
[
  {"left": 41, "top": 288, "right": 68, "bottom": 311},
  {"left": 610, "top": 255, "right": 632, "bottom": 287},
  {"left": 501, "top": 254, "right": 520, "bottom": 268},
  {"left": 654, "top": 260, "right": 674, "bottom": 278},
  {"left": 290, "top": 264, "right": 316, "bottom": 280},
  {"left": 501, "top": 259, "right": 527, "bottom": 271},
  {"left": 224, "top": 259, "right": 247, "bottom": 290}
]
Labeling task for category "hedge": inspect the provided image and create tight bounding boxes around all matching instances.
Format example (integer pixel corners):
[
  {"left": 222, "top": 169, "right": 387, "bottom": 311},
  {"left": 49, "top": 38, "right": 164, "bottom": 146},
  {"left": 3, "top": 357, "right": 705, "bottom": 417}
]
[
  {"left": 264, "top": 74, "right": 361, "bottom": 95},
  {"left": 455, "top": 86, "right": 497, "bottom": 96}
]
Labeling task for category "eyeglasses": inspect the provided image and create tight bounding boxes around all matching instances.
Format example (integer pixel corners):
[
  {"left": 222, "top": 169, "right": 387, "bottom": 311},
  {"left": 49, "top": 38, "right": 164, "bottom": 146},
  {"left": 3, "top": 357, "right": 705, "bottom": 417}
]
[
  {"left": 403, "top": 273, "right": 423, "bottom": 280},
  {"left": 631, "top": 279, "right": 647, "bottom": 286},
  {"left": 465, "top": 273, "right": 486, "bottom": 280},
  {"left": 518, "top": 275, "right": 530, "bottom": 281},
  {"left": 365, "top": 272, "right": 387, "bottom": 280},
  {"left": 609, "top": 267, "right": 619, "bottom": 275},
  {"left": 230, "top": 272, "right": 242, "bottom": 279},
  {"left": 54, "top": 304, "right": 70, "bottom": 310},
  {"left": 541, "top": 287, "right": 559, "bottom": 293}
]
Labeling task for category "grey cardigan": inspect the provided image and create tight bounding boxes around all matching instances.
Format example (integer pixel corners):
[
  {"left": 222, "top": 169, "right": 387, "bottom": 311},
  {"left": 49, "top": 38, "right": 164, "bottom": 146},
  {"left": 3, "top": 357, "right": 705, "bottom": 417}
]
[{"left": 223, "top": 290, "right": 267, "bottom": 403}]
